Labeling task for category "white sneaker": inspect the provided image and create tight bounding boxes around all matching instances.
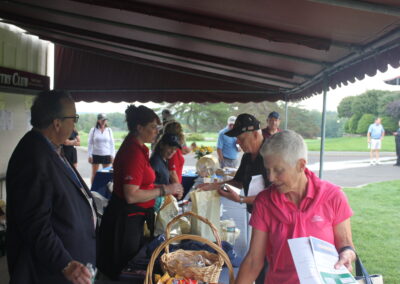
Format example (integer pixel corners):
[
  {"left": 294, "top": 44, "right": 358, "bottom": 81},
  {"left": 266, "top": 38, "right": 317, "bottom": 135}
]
[
  {"left": 376, "top": 160, "right": 380, "bottom": 165},
  {"left": 370, "top": 161, "right": 374, "bottom": 166}
]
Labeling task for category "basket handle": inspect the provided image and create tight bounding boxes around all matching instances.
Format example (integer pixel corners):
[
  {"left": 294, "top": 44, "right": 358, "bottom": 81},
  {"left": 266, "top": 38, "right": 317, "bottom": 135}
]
[
  {"left": 165, "top": 211, "right": 222, "bottom": 253},
  {"left": 144, "top": 234, "right": 235, "bottom": 284}
]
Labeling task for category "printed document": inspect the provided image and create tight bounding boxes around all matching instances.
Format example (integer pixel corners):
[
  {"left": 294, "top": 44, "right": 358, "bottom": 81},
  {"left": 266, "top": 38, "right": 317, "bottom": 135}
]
[
  {"left": 248, "top": 175, "right": 265, "bottom": 197},
  {"left": 288, "top": 236, "right": 357, "bottom": 284}
]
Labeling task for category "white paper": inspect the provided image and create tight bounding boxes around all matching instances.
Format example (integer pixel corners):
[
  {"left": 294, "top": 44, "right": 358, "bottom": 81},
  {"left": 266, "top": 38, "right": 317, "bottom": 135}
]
[
  {"left": 289, "top": 237, "right": 357, "bottom": 284},
  {"left": 309, "top": 237, "right": 356, "bottom": 284},
  {"left": 248, "top": 174, "right": 265, "bottom": 197},
  {"left": 288, "top": 237, "right": 321, "bottom": 284}
]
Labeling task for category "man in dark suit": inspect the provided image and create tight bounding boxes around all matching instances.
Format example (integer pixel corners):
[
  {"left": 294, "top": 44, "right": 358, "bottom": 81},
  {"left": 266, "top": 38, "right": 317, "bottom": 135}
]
[{"left": 6, "top": 90, "right": 96, "bottom": 284}]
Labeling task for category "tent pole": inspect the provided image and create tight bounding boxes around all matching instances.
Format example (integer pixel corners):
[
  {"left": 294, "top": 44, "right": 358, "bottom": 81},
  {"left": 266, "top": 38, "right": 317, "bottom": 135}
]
[
  {"left": 284, "top": 96, "right": 289, "bottom": 130},
  {"left": 319, "top": 74, "right": 328, "bottom": 179}
]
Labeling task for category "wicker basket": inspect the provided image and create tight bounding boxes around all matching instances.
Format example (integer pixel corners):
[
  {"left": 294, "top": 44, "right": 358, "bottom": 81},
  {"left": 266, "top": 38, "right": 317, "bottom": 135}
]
[
  {"left": 146, "top": 211, "right": 233, "bottom": 283},
  {"left": 145, "top": 234, "right": 235, "bottom": 284}
]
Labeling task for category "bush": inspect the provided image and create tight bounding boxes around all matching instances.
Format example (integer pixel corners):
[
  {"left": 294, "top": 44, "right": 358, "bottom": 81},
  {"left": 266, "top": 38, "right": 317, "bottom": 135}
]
[
  {"left": 344, "top": 120, "right": 350, "bottom": 133},
  {"left": 381, "top": 116, "right": 398, "bottom": 133},
  {"left": 356, "top": 114, "right": 375, "bottom": 134},
  {"left": 186, "top": 133, "right": 205, "bottom": 141},
  {"left": 347, "top": 114, "right": 361, "bottom": 134}
]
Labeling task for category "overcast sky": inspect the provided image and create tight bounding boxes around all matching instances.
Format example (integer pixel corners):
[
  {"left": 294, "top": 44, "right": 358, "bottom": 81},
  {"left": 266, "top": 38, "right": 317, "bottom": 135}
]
[{"left": 76, "top": 66, "right": 400, "bottom": 114}]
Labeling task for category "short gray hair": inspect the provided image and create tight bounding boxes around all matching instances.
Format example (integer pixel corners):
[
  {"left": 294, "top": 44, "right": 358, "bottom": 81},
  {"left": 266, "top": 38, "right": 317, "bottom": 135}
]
[{"left": 260, "top": 130, "right": 307, "bottom": 166}]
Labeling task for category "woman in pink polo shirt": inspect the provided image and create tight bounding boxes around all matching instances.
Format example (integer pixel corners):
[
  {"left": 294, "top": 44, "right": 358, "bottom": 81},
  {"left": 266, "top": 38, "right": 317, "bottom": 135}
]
[{"left": 236, "top": 130, "right": 356, "bottom": 284}]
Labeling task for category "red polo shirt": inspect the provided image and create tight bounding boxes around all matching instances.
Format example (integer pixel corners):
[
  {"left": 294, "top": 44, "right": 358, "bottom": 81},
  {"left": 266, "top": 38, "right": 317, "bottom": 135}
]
[
  {"left": 168, "top": 148, "right": 184, "bottom": 183},
  {"left": 250, "top": 168, "right": 353, "bottom": 283},
  {"left": 113, "top": 134, "right": 155, "bottom": 208}
]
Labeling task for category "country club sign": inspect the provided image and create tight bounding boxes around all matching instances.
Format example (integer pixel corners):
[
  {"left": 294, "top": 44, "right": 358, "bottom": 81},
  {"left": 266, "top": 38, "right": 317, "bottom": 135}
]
[{"left": 0, "top": 66, "right": 49, "bottom": 91}]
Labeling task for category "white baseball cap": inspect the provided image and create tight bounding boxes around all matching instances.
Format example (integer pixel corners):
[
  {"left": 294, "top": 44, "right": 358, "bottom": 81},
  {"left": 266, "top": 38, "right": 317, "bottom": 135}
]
[{"left": 227, "top": 116, "right": 236, "bottom": 124}]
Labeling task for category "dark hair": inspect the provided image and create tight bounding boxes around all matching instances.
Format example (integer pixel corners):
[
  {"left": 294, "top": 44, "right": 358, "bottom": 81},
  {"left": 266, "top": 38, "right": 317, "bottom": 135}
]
[
  {"left": 125, "top": 104, "right": 160, "bottom": 133},
  {"left": 31, "top": 90, "right": 73, "bottom": 129},
  {"left": 95, "top": 121, "right": 108, "bottom": 129},
  {"left": 163, "top": 121, "right": 185, "bottom": 144}
]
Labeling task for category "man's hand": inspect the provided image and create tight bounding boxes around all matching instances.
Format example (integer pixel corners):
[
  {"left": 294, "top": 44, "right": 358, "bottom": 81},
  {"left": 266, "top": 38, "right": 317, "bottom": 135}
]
[
  {"left": 63, "top": 261, "right": 92, "bottom": 284},
  {"left": 88, "top": 157, "right": 93, "bottom": 164},
  {"left": 218, "top": 184, "right": 240, "bottom": 203},
  {"left": 334, "top": 249, "right": 356, "bottom": 272}
]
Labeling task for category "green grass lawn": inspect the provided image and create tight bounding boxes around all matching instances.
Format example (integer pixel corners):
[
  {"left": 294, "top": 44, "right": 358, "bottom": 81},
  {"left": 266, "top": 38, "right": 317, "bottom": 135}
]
[
  {"left": 306, "top": 136, "right": 395, "bottom": 152},
  {"left": 78, "top": 131, "right": 396, "bottom": 153},
  {"left": 344, "top": 180, "right": 400, "bottom": 283}
]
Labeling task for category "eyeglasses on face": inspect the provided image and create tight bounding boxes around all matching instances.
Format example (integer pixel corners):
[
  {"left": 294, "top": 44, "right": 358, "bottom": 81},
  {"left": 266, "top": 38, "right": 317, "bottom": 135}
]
[{"left": 61, "top": 114, "right": 79, "bottom": 123}]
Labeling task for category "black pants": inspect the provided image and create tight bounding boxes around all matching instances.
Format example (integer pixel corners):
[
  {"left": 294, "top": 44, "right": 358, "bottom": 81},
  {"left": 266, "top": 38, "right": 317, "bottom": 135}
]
[
  {"left": 396, "top": 138, "right": 400, "bottom": 165},
  {"left": 97, "top": 194, "right": 154, "bottom": 280}
]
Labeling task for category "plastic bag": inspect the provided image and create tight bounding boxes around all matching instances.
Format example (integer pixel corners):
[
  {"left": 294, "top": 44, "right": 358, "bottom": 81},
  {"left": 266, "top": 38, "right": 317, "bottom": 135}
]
[
  {"left": 154, "top": 195, "right": 180, "bottom": 236},
  {"left": 190, "top": 189, "right": 221, "bottom": 241}
]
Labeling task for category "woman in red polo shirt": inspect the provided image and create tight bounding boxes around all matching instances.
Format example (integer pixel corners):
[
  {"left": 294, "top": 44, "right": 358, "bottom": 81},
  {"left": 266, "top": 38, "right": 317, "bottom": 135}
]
[
  {"left": 163, "top": 121, "right": 190, "bottom": 184},
  {"left": 97, "top": 105, "right": 183, "bottom": 280}
]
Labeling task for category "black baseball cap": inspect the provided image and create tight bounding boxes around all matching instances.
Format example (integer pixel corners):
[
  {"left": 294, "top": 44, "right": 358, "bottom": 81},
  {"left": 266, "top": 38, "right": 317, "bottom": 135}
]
[
  {"left": 268, "top": 111, "right": 280, "bottom": 119},
  {"left": 161, "top": 133, "right": 182, "bottom": 149},
  {"left": 225, "top": 113, "right": 260, "bottom": 137}
]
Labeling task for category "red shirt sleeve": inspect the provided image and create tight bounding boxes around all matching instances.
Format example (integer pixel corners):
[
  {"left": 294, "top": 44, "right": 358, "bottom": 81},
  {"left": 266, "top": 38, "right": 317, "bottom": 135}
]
[{"left": 331, "top": 188, "right": 353, "bottom": 226}]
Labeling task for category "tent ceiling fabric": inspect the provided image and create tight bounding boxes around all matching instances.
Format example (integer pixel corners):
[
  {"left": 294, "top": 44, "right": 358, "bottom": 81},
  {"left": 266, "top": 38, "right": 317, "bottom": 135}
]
[{"left": 0, "top": 0, "right": 400, "bottom": 103}]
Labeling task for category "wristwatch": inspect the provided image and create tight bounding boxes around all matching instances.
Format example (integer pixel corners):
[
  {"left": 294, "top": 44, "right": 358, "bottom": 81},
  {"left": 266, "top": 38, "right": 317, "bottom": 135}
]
[{"left": 239, "top": 196, "right": 244, "bottom": 204}]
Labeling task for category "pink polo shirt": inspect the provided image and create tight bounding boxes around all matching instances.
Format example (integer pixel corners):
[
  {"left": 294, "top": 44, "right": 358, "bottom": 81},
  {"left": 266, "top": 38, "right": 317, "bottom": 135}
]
[{"left": 250, "top": 168, "right": 353, "bottom": 284}]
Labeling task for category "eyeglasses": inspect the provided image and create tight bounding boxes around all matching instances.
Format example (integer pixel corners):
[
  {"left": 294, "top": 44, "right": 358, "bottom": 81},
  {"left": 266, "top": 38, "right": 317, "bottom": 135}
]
[{"left": 61, "top": 114, "right": 79, "bottom": 123}]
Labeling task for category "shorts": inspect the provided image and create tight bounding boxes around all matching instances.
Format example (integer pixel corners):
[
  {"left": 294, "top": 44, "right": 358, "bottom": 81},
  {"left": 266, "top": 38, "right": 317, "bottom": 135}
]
[
  {"left": 93, "top": 155, "right": 112, "bottom": 164},
  {"left": 370, "top": 139, "right": 381, "bottom": 150},
  {"left": 63, "top": 146, "right": 77, "bottom": 164}
]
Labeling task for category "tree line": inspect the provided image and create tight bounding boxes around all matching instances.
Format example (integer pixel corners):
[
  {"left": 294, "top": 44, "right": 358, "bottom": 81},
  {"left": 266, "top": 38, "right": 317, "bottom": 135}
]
[
  {"left": 337, "top": 90, "right": 400, "bottom": 134},
  {"left": 76, "top": 101, "right": 344, "bottom": 139}
]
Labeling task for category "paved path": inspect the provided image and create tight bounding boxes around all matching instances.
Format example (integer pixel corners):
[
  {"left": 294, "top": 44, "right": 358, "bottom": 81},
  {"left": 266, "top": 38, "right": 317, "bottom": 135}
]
[{"left": 77, "top": 148, "right": 399, "bottom": 188}]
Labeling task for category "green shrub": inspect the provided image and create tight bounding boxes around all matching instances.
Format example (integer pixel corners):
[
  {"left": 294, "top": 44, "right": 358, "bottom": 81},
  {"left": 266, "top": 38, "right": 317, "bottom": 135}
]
[
  {"left": 381, "top": 116, "right": 398, "bottom": 133},
  {"left": 344, "top": 119, "right": 350, "bottom": 133},
  {"left": 356, "top": 114, "right": 375, "bottom": 134},
  {"left": 348, "top": 113, "right": 361, "bottom": 133},
  {"left": 186, "top": 133, "right": 205, "bottom": 141}
]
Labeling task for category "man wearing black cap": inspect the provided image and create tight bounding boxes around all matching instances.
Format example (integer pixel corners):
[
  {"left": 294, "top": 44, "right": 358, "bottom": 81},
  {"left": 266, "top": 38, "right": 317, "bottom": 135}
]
[
  {"left": 262, "top": 111, "right": 282, "bottom": 139},
  {"left": 198, "top": 113, "right": 269, "bottom": 283},
  {"left": 199, "top": 113, "right": 269, "bottom": 213}
]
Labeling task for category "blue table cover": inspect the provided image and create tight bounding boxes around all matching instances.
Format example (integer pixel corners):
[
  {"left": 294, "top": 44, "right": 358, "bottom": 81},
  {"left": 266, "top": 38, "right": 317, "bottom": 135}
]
[{"left": 90, "top": 166, "right": 113, "bottom": 199}]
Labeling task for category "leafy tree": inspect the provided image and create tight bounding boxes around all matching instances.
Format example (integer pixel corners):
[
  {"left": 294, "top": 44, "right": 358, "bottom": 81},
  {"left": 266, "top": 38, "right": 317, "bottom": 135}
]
[
  {"left": 76, "top": 112, "right": 127, "bottom": 133},
  {"left": 344, "top": 119, "right": 350, "bottom": 133},
  {"left": 106, "top": 113, "right": 127, "bottom": 131},
  {"left": 351, "top": 90, "right": 382, "bottom": 116},
  {"left": 348, "top": 114, "right": 361, "bottom": 134},
  {"left": 378, "top": 92, "right": 400, "bottom": 115},
  {"left": 160, "top": 101, "right": 280, "bottom": 133},
  {"left": 325, "top": 112, "right": 346, "bottom": 138},
  {"left": 385, "top": 100, "right": 400, "bottom": 120},
  {"left": 381, "top": 116, "right": 398, "bottom": 133},
  {"left": 337, "top": 96, "right": 356, "bottom": 118},
  {"left": 356, "top": 114, "right": 375, "bottom": 134},
  {"left": 287, "top": 107, "right": 320, "bottom": 138}
]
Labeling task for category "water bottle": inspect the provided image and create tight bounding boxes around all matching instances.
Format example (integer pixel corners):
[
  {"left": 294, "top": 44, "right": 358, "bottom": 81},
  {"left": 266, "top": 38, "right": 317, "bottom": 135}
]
[
  {"left": 226, "top": 218, "right": 236, "bottom": 245},
  {"left": 86, "top": 263, "right": 97, "bottom": 284}
]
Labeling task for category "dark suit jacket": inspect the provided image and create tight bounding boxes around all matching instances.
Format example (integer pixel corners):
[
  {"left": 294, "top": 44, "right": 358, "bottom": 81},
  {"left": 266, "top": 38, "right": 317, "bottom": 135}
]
[{"left": 6, "top": 130, "right": 97, "bottom": 284}]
